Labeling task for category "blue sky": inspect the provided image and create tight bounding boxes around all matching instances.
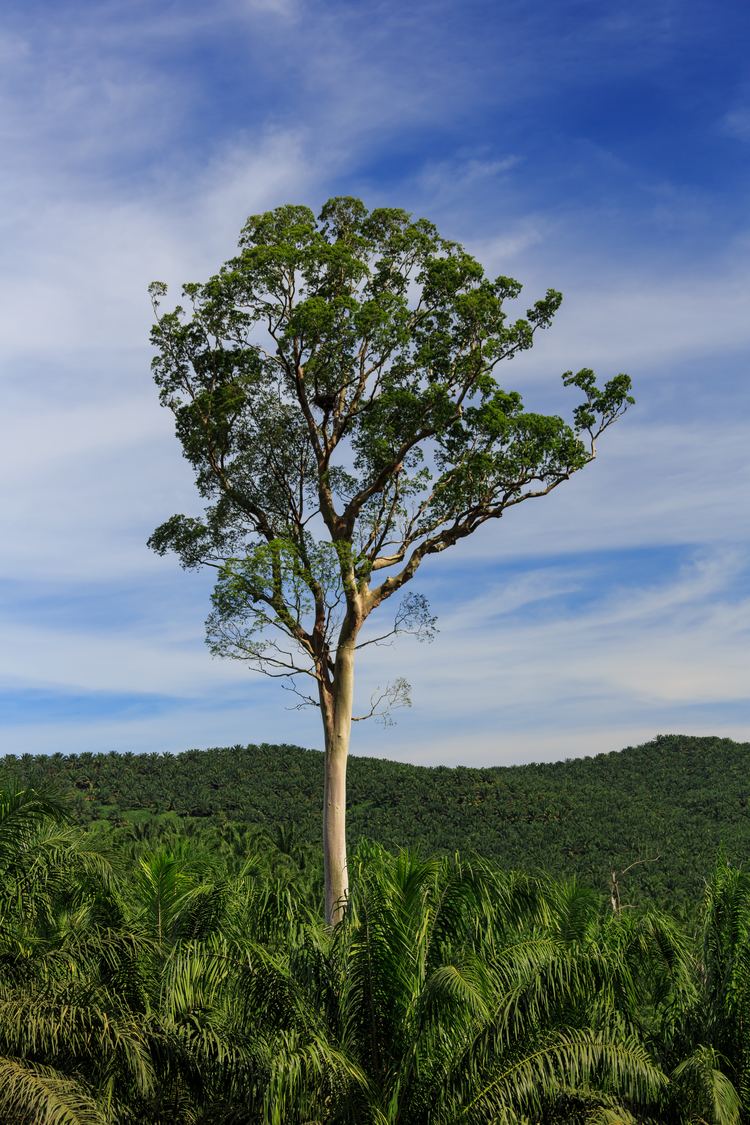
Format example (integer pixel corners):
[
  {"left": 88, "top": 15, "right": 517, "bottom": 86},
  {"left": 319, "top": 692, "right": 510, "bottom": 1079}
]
[{"left": 1, "top": 0, "right": 749, "bottom": 765}]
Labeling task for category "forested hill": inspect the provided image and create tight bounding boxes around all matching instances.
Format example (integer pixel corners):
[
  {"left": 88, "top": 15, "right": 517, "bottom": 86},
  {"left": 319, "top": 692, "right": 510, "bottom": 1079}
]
[{"left": 1, "top": 733, "right": 748, "bottom": 909}]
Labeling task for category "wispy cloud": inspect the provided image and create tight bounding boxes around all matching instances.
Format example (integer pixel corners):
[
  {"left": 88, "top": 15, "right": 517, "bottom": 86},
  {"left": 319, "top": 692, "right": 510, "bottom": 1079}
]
[
  {"left": 349, "top": 548, "right": 750, "bottom": 764},
  {"left": 722, "top": 105, "right": 750, "bottom": 141}
]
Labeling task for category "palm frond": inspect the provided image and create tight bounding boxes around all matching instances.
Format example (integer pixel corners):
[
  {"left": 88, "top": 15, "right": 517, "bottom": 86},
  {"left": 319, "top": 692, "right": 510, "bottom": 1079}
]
[
  {"left": 670, "top": 1045, "right": 742, "bottom": 1125},
  {"left": 0, "top": 1056, "right": 104, "bottom": 1125},
  {"left": 455, "top": 1028, "right": 666, "bottom": 1123}
]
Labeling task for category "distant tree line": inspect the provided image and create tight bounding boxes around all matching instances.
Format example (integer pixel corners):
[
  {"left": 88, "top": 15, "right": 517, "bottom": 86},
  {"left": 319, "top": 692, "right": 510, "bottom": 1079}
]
[{"left": 2, "top": 734, "right": 750, "bottom": 912}]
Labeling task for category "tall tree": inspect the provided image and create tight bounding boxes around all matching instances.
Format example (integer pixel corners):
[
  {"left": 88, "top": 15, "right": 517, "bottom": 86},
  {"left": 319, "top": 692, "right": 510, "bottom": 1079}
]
[{"left": 148, "top": 197, "right": 633, "bottom": 923}]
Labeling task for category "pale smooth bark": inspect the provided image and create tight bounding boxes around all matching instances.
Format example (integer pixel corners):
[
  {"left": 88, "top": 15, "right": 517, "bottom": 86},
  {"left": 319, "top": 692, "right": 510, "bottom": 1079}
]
[{"left": 321, "top": 640, "right": 356, "bottom": 925}]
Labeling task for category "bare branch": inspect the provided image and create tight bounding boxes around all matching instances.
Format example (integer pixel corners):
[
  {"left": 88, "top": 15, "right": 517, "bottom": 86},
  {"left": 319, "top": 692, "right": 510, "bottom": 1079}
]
[
  {"left": 352, "top": 677, "right": 412, "bottom": 725},
  {"left": 280, "top": 680, "right": 320, "bottom": 710},
  {"left": 355, "top": 592, "right": 437, "bottom": 650}
]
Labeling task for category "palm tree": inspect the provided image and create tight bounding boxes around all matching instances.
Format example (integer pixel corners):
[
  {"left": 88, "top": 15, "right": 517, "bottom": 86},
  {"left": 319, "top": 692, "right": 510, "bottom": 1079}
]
[
  {"left": 237, "top": 843, "right": 671, "bottom": 1123},
  {"left": 0, "top": 787, "right": 156, "bottom": 1123},
  {"left": 653, "top": 858, "right": 750, "bottom": 1124},
  {"left": 6, "top": 780, "right": 750, "bottom": 1125}
]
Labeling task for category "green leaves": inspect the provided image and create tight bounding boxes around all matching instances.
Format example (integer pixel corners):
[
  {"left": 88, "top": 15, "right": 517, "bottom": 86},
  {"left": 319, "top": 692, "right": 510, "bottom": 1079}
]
[
  {"left": 563, "top": 368, "right": 635, "bottom": 440},
  {"left": 671, "top": 1046, "right": 742, "bottom": 1124},
  {"left": 147, "top": 513, "right": 214, "bottom": 568},
  {"left": 0, "top": 1058, "right": 106, "bottom": 1125},
  {"left": 6, "top": 770, "right": 750, "bottom": 1123},
  {"left": 269, "top": 844, "right": 683, "bottom": 1123},
  {"left": 148, "top": 196, "right": 634, "bottom": 672}
]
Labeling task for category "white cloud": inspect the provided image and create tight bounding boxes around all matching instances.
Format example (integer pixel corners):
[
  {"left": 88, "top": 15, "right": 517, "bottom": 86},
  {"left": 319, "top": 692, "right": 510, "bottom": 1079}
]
[
  {"left": 0, "top": 696, "right": 320, "bottom": 758},
  {"left": 0, "top": 612, "right": 251, "bottom": 697},
  {"left": 0, "top": 128, "right": 319, "bottom": 366},
  {"left": 416, "top": 152, "right": 522, "bottom": 207},
  {"left": 471, "top": 223, "right": 547, "bottom": 265},
  {"left": 372, "top": 722, "right": 750, "bottom": 768},
  {"left": 0, "top": 0, "right": 747, "bottom": 765},
  {"left": 465, "top": 239, "right": 750, "bottom": 375}
]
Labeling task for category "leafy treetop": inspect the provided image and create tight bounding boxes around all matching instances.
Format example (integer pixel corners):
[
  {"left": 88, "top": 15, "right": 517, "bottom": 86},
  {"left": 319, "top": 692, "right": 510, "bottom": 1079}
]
[{"left": 148, "top": 196, "right": 633, "bottom": 685}]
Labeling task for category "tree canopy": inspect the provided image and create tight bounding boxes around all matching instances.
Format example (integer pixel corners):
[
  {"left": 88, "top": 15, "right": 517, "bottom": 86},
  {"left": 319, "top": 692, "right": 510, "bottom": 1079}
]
[
  {"left": 148, "top": 197, "right": 634, "bottom": 920},
  {"left": 149, "top": 197, "right": 632, "bottom": 673}
]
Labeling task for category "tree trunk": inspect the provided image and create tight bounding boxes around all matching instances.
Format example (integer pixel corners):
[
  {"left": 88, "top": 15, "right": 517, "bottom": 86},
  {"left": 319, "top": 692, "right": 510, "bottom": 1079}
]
[{"left": 321, "top": 640, "right": 355, "bottom": 925}]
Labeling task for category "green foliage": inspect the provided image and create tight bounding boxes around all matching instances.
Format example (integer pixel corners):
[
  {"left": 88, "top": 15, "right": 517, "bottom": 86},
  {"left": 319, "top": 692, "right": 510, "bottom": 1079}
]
[
  {"left": 4, "top": 734, "right": 750, "bottom": 912},
  {"left": 2, "top": 777, "right": 750, "bottom": 1121},
  {"left": 147, "top": 194, "right": 632, "bottom": 752}
]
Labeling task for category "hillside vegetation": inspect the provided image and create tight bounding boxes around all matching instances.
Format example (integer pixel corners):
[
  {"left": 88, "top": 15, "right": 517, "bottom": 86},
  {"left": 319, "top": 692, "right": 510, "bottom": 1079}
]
[{"left": 1, "top": 733, "right": 748, "bottom": 911}]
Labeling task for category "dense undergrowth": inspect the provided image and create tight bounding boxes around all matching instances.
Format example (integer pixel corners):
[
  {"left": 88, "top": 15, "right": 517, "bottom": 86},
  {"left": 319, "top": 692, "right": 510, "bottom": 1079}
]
[{"left": 2, "top": 783, "right": 750, "bottom": 1123}]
